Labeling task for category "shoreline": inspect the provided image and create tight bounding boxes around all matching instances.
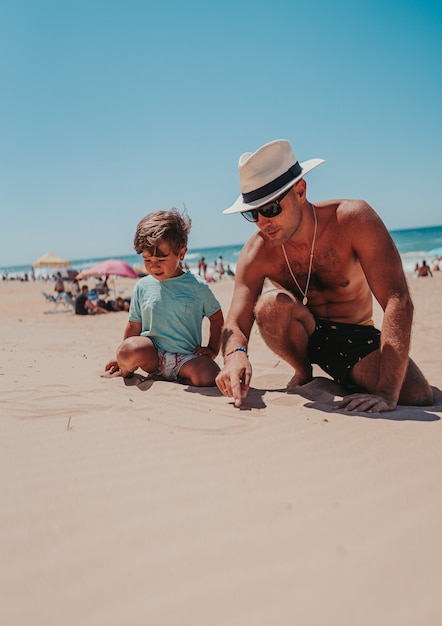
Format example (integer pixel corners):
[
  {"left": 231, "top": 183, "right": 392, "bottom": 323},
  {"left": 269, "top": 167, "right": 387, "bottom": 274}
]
[{"left": 2, "top": 222, "right": 442, "bottom": 279}]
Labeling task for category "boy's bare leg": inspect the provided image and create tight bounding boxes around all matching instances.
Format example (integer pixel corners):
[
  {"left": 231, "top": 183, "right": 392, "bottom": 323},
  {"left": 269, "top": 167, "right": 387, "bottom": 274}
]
[
  {"left": 179, "top": 356, "right": 220, "bottom": 387},
  {"left": 254, "top": 289, "right": 316, "bottom": 386},
  {"left": 116, "top": 336, "right": 159, "bottom": 378}
]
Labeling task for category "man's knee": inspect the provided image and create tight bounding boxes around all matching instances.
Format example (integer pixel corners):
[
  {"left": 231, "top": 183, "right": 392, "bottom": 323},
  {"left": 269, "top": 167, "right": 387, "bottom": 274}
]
[
  {"left": 400, "top": 360, "right": 433, "bottom": 406},
  {"left": 254, "top": 290, "right": 294, "bottom": 329},
  {"left": 353, "top": 354, "right": 434, "bottom": 406},
  {"left": 255, "top": 289, "right": 315, "bottom": 337}
]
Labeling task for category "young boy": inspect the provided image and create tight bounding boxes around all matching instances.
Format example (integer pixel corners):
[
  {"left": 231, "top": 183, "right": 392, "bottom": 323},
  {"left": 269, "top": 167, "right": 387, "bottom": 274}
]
[{"left": 105, "top": 209, "right": 223, "bottom": 386}]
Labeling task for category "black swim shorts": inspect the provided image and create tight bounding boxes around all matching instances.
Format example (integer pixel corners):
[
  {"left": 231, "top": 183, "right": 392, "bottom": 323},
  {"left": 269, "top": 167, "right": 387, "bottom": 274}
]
[{"left": 307, "top": 318, "right": 381, "bottom": 387}]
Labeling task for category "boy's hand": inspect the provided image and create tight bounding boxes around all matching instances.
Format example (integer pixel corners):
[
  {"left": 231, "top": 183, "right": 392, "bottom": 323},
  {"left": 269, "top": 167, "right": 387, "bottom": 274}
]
[{"left": 104, "top": 359, "right": 121, "bottom": 376}]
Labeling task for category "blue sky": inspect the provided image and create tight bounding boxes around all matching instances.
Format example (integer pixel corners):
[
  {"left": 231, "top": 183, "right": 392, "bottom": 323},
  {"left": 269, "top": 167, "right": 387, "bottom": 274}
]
[{"left": 1, "top": 0, "right": 441, "bottom": 267}]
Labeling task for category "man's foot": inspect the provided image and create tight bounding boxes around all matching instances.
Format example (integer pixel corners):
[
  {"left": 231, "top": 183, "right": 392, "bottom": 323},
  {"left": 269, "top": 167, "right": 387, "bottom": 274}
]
[{"left": 286, "top": 372, "right": 313, "bottom": 388}]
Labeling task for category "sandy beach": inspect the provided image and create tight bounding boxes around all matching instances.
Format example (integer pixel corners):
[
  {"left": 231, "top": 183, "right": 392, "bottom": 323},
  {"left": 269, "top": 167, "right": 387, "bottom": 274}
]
[{"left": 1, "top": 273, "right": 441, "bottom": 626}]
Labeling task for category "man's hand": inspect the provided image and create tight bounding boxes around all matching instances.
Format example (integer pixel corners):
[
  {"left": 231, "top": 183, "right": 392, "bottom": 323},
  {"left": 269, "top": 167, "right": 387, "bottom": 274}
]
[
  {"left": 337, "top": 392, "right": 397, "bottom": 413},
  {"left": 216, "top": 353, "right": 252, "bottom": 407}
]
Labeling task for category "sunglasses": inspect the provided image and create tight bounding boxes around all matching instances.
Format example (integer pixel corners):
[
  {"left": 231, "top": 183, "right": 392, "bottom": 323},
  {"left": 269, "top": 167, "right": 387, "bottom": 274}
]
[{"left": 241, "top": 187, "right": 291, "bottom": 223}]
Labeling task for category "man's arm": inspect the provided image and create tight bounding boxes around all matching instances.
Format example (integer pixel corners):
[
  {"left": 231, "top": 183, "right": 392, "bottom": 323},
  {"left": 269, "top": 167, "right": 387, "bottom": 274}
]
[
  {"left": 339, "top": 202, "right": 413, "bottom": 411},
  {"left": 215, "top": 240, "right": 265, "bottom": 406}
]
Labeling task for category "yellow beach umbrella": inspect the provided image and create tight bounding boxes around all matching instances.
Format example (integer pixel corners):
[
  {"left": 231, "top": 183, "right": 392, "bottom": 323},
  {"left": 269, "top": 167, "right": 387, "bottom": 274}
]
[{"left": 32, "top": 251, "right": 71, "bottom": 267}]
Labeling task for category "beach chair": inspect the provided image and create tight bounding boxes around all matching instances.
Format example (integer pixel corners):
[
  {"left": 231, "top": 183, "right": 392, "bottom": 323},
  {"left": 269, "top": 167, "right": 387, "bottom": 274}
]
[
  {"left": 42, "top": 291, "right": 74, "bottom": 313},
  {"left": 58, "top": 292, "right": 75, "bottom": 310}
]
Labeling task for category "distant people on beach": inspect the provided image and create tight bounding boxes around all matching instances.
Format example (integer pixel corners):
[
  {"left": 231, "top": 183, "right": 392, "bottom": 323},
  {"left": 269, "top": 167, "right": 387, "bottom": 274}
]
[
  {"left": 113, "top": 296, "right": 130, "bottom": 312},
  {"left": 54, "top": 272, "right": 65, "bottom": 293},
  {"left": 431, "top": 258, "right": 440, "bottom": 272},
  {"left": 75, "top": 285, "right": 109, "bottom": 315},
  {"left": 198, "top": 256, "right": 207, "bottom": 278},
  {"left": 96, "top": 276, "right": 110, "bottom": 295},
  {"left": 72, "top": 278, "right": 81, "bottom": 297},
  {"left": 102, "top": 296, "right": 131, "bottom": 312},
  {"left": 105, "top": 208, "right": 223, "bottom": 386},
  {"left": 215, "top": 138, "right": 433, "bottom": 412},
  {"left": 417, "top": 260, "right": 433, "bottom": 277},
  {"left": 215, "top": 255, "right": 225, "bottom": 279}
]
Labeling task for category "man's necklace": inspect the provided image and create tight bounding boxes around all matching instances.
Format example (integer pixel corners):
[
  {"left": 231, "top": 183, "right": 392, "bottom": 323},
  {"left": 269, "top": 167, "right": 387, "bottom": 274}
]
[{"left": 281, "top": 204, "right": 317, "bottom": 306}]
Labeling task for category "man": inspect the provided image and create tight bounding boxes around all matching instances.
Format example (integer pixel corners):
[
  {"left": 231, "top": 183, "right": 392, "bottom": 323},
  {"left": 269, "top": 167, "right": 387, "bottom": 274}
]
[
  {"left": 216, "top": 139, "right": 433, "bottom": 412},
  {"left": 54, "top": 271, "right": 65, "bottom": 294},
  {"left": 417, "top": 260, "right": 433, "bottom": 277}
]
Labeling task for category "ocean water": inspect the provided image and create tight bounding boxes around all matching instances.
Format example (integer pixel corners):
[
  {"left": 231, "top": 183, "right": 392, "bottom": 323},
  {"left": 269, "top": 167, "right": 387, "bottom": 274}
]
[
  {"left": 389, "top": 225, "right": 442, "bottom": 272},
  {"left": 0, "top": 243, "right": 245, "bottom": 280},
  {"left": 2, "top": 225, "right": 442, "bottom": 280}
]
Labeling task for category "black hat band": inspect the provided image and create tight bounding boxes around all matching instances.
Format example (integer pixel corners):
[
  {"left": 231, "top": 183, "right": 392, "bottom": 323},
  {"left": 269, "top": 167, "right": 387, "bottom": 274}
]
[{"left": 241, "top": 162, "right": 302, "bottom": 203}]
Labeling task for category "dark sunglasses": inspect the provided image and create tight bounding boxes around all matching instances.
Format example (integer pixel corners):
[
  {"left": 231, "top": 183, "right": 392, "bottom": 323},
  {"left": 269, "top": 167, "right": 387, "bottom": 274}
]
[{"left": 241, "top": 187, "right": 291, "bottom": 223}]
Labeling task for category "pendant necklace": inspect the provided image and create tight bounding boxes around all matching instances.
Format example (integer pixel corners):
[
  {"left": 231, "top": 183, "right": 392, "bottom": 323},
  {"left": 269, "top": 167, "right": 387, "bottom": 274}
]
[{"left": 281, "top": 204, "right": 317, "bottom": 306}]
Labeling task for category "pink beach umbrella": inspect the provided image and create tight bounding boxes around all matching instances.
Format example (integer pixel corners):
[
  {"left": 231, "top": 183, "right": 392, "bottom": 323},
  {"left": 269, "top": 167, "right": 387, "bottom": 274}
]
[{"left": 76, "top": 259, "right": 138, "bottom": 279}]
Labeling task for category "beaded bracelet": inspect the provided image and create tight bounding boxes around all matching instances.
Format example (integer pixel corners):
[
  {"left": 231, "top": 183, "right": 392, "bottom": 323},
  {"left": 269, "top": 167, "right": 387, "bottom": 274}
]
[{"left": 224, "top": 346, "right": 248, "bottom": 362}]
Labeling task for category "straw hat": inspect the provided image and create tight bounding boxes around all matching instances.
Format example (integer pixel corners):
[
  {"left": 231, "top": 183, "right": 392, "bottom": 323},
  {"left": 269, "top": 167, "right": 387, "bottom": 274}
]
[{"left": 223, "top": 139, "right": 325, "bottom": 214}]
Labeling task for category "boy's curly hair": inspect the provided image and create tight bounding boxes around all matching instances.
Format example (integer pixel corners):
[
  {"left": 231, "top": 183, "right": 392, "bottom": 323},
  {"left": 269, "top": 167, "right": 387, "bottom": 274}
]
[{"left": 134, "top": 208, "right": 192, "bottom": 255}]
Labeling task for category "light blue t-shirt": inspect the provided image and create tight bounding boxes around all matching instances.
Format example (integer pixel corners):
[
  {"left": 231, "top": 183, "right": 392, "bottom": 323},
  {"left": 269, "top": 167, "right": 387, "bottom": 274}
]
[{"left": 128, "top": 271, "right": 221, "bottom": 354}]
